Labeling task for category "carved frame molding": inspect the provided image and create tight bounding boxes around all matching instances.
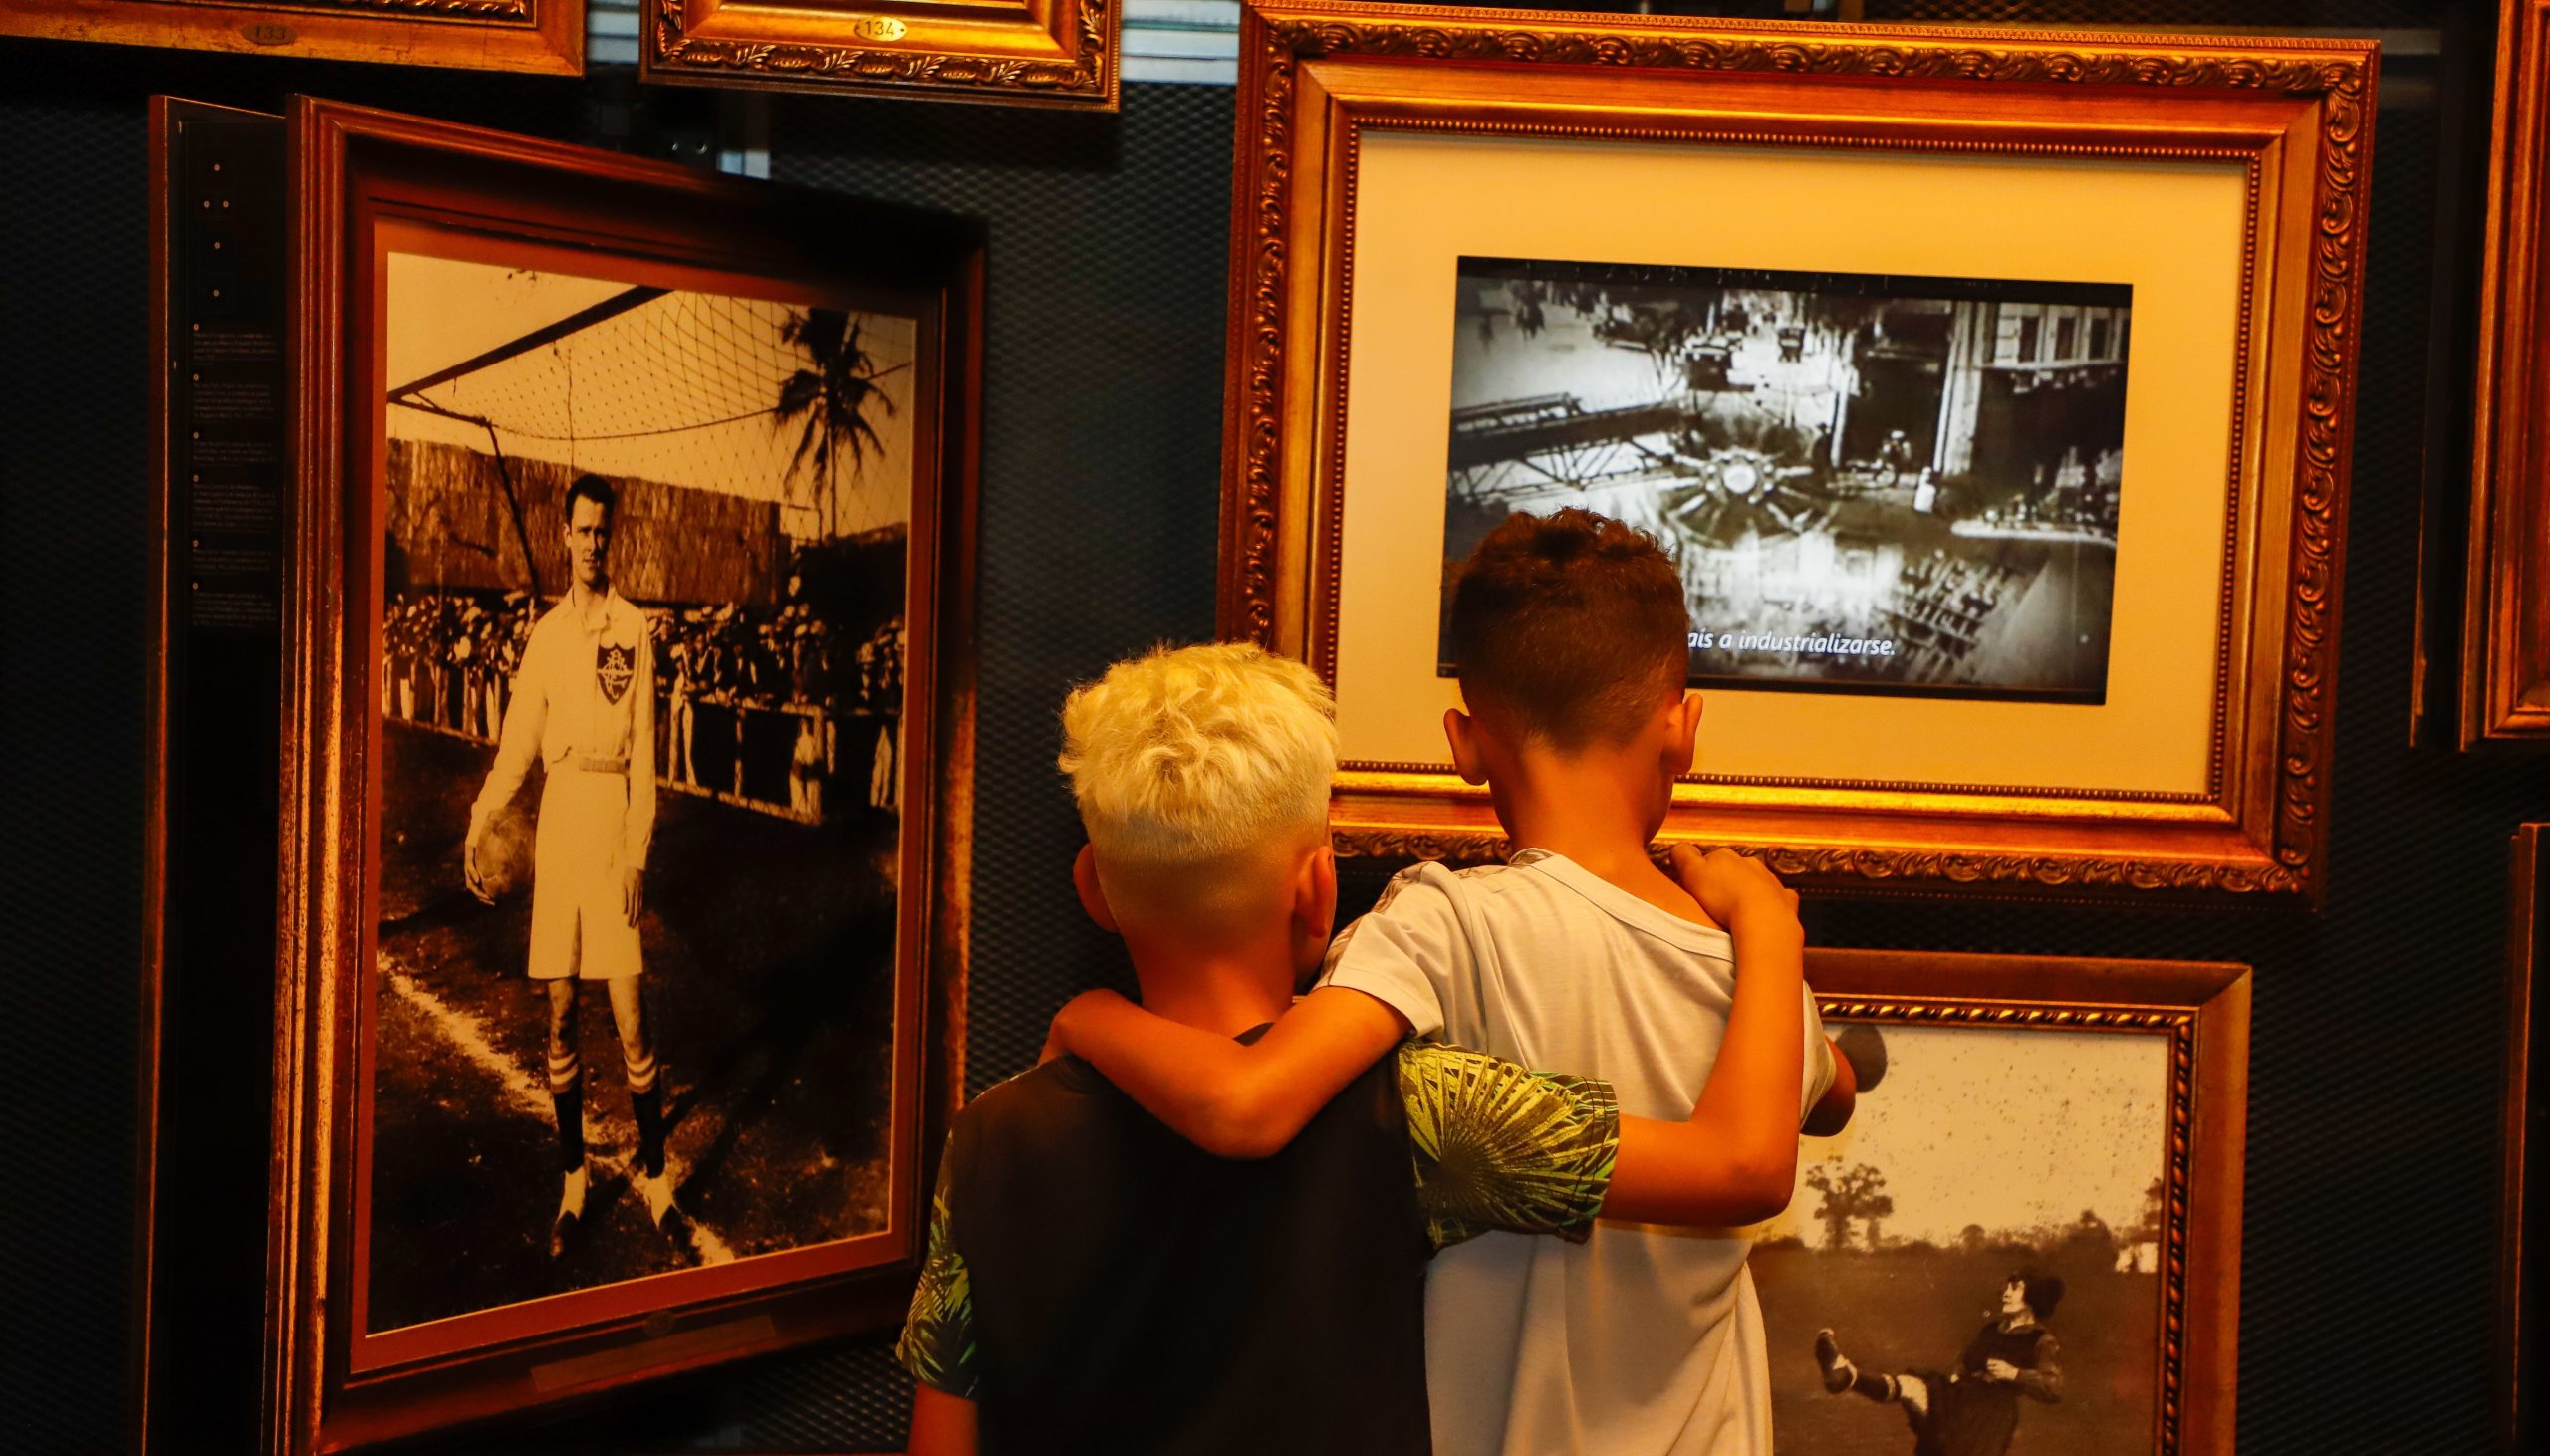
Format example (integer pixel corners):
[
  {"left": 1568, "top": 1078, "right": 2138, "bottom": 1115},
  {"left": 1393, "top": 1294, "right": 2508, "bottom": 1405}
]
[
  {"left": 1219, "top": 2, "right": 2377, "bottom": 903},
  {"left": 643, "top": 0, "right": 1119, "bottom": 110}
]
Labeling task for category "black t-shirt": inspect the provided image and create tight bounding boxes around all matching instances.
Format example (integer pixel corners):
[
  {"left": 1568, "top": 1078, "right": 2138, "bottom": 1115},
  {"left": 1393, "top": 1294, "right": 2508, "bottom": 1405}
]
[{"left": 898, "top": 1037, "right": 1621, "bottom": 1454}]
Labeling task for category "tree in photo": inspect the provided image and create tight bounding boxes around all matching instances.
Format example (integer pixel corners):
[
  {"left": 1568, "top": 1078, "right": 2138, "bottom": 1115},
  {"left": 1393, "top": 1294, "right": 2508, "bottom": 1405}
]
[
  {"left": 1804, "top": 1160, "right": 1894, "bottom": 1252},
  {"left": 2118, "top": 1176, "right": 2166, "bottom": 1272}
]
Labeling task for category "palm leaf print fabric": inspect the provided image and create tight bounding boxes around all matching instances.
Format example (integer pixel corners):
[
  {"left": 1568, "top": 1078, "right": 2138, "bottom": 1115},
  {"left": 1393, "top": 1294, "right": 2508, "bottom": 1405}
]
[
  {"left": 896, "top": 1152, "right": 978, "bottom": 1396},
  {"left": 1399, "top": 1043, "right": 1620, "bottom": 1251}
]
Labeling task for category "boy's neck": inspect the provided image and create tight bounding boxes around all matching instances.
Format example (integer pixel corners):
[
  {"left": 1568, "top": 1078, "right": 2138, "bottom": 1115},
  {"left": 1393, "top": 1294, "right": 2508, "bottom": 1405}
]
[
  {"left": 1119, "top": 930, "right": 1298, "bottom": 1039},
  {"left": 1493, "top": 751, "right": 1709, "bottom": 925}
]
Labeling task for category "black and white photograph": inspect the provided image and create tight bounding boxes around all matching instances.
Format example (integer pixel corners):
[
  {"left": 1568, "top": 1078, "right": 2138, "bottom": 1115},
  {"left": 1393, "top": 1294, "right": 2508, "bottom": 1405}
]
[
  {"left": 1441, "top": 257, "right": 2132, "bottom": 704},
  {"left": 1750, "top": 1021, "right": 2168, "bottom": 1456},
  {"left": 364, "top": 252, "right": 920, "bottom": 1334}
]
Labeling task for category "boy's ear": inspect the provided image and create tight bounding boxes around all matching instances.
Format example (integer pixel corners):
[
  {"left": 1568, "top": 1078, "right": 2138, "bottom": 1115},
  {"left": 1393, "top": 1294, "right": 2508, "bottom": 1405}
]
[
  {"left": 1296, "top": 840, "right": 1337, "bottom": 931},
  {"left": 1665, "top": 689, "right": 1704, "bottom": 775},
  {"left": 1443, "top": 707, "right": 1491, "bottom": 786},
  {"left": 1072, "top": 844, "right": 1121, "bottom": 934},
  {"left": 1290, "top": 840, "right": 1339, "bottom": 987}
]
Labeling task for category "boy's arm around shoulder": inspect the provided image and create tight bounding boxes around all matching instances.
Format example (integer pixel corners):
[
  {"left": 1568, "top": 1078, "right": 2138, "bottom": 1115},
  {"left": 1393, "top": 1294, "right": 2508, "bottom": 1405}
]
[
  {"left": 1047, "top": 866, "right": 1457, "bottom": 1159},
  {"left": 1050, "top": 985, "right": 1412, "bottom": 1159},
  {"left": 1599, "top": 848, "right": 1807, "bottom": 1228}
]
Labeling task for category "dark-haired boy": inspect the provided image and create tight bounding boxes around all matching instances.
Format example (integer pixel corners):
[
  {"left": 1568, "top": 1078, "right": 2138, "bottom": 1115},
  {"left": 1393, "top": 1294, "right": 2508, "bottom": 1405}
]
[
  {"left": 1048, "top": 509, "right": 1853, "bottom": 1454},
  {"left": 1812, "top": 1271, "right": 2065, "bottom": 1456}
]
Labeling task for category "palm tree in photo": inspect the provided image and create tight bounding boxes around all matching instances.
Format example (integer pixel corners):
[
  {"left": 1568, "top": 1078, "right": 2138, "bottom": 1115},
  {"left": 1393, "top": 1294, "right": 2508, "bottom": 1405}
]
[{"left": 774, "top": 307, "right": 901, "bottom": 539}]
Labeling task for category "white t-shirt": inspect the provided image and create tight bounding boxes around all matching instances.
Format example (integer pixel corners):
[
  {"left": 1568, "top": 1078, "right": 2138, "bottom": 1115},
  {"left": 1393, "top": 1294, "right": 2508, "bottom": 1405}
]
[{"left": 1320, "top": 849, "right": 1834, "bottom": 1456}]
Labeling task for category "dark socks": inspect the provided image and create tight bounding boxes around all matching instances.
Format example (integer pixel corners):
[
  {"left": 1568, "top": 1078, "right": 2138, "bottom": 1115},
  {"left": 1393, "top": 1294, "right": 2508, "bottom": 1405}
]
[
  {"left": 552, "top": 1079, "right": 585, "bottom": 1174},
  {"left": 633, "top": 1085, "right": 665, "bottom": 1179}
]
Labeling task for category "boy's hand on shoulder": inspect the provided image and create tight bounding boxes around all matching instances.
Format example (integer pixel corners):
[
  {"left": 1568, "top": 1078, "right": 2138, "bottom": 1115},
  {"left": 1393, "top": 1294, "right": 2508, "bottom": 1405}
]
[
  {"left": 1666, "top": 847, "right": 1800, "bottom": 942},
  {"left": 1042, "top": 988, "right": 1131, "bottom": 1065}
]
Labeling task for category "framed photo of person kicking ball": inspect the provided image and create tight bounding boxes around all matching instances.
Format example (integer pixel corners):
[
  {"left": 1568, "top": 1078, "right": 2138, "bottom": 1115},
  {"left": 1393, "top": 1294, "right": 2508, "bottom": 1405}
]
[
  {"left": 266, "top": 98, "right": 980, "bottom": 1449},
  {"left": 1219, "top": 2, "right": 2378, "bottom": 904},
  {"left": 1766, "top": 949, "right": 2250, "bottom": 1456}
]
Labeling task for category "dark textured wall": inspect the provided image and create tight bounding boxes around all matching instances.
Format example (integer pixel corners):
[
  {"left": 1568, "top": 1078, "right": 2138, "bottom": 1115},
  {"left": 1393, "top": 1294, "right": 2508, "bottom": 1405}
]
[{"left": 2, "top": 7, "right": 2536, "bottom": 1454}]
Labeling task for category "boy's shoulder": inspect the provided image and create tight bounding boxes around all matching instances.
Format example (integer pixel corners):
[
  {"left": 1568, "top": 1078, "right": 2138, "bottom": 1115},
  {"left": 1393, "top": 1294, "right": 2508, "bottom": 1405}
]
[
  {"left": 946, "top": 1057, "right": 1109, "bottom": 1152},
  {"left": 1373, "top": 850, "right": 1633, "bottom": 924},
  {"left": 1374, "top": 855, "right": 1535, "bottom": 908}
]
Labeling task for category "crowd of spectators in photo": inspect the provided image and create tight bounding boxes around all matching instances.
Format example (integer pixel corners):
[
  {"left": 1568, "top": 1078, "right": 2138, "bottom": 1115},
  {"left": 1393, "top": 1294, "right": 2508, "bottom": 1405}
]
[{"left": 382, "top": 586, "right": 904, "bottom": 825}]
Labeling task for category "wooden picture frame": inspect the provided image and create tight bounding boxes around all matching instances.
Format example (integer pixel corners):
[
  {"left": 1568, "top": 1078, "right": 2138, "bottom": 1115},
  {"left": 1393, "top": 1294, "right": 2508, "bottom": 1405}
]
[
  {"left": 269, "top": 98, "right": 981, "bottom": 1451},
  {"left": 1, "top": 0, "right": 582, "bottom": 74},
  {"left": 2464, "top": 1, "right": 2550, "bottom": 747},
  {"left": 1783, "top": 949, "right": 2249, "bottom": 1455},
  {"left": 640, "top": 0, "right": 1120, "bottom": 111},
  {"left": 2504, "top": 825, "right": 2546, "bottom": 1452},
  {"left": 1219, "top": 2, "right": 2377, "bottom": 903}
]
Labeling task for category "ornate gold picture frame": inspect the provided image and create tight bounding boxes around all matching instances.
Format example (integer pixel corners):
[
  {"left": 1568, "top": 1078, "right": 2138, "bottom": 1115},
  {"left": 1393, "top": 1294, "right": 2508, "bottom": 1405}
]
[
  {"left": 0, "top": 0, "right": 582, "bottom": 73},
  {"left": 641, "top": 0, "right": 1119, "bottom": 110},
  {"left": 1783, "top": 949, "right": 2248, "bottom": 1454},
  {"left": 1218, "top": 2, "right": 2377, "bottom": 903},
  {"left": 2464, "top": 0, "right": 2550, "bottom": 747}
]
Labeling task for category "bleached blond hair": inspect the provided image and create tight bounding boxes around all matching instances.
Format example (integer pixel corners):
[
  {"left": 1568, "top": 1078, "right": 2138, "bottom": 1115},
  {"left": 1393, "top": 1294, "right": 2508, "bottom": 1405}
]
[{"left": 1058, "top": 641, "right": 1337, "bottom": 866}]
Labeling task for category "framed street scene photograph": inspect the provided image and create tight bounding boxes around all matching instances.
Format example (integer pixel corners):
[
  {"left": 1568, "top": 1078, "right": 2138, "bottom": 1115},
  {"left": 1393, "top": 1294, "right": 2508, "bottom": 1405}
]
[
  {"left": 1442, "top": 257, "right": 2131, "bottom": 706},
  {"left": 268, "top": 99, "right": 981, "bottom": 1448},
  {"left": 0, "top": 0, "right": 582, "bottom": 73},
  {"left": 1763, "top": 950, "right": 2250, "bottom": 1455},
  {"left": 1220, "top": 2, "right": 2378, "bottom": 902}
]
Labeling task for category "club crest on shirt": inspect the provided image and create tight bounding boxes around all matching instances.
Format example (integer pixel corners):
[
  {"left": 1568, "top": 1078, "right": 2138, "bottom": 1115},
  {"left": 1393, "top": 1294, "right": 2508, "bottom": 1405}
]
[{"left": 596, "top": 643, "right": 635, "bottom": 704}]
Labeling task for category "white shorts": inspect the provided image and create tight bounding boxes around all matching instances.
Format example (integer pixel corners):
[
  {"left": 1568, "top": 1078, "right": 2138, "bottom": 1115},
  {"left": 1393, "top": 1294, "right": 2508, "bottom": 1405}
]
[{"left": 527, "top": 766, "right": 644, "bottom": 981}]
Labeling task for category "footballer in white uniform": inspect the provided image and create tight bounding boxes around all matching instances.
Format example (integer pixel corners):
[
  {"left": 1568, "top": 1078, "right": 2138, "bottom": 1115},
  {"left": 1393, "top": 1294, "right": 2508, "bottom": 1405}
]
[{"left": 465, "top": 474, "right": 681, "bottom": 1253}]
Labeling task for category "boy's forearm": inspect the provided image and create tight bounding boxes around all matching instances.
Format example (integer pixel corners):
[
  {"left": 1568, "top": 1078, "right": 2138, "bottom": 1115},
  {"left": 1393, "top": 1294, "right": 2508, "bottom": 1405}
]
[
  {"left": 1055, "top": 985, "right": 1407, "bottom": 1159},
  {"left": 1603, "top": 934, "right": 1808, "bottom": 1222},
  {"left": 1686, "top": 911, "right": 1806, "bottom": 1197},
  {"left": 1054, "top": 992, "right": 1277, "bottom": 1155}
]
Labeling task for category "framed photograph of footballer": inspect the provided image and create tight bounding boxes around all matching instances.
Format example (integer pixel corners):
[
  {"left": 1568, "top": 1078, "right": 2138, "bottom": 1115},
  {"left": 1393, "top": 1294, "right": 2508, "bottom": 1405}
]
[
  {"left": 268, "top": 99, "right": 980, "bottom": 1449},
  {"left": 1763, "top": 949, "right": 2251, "bottom": 1455},
  {"left": 1219, "top": 2, "right": 2378, "bottom": 903}
]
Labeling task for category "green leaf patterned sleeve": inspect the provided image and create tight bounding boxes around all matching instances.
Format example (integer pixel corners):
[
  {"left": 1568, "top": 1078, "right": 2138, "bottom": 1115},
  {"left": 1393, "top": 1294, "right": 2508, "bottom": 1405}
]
[
  {"left": 1397, "top": 1042, "right": 1621, "bottom": 1253},
  {"left": 894, "top": 1143, "right": 979, "bottom": 1397}
]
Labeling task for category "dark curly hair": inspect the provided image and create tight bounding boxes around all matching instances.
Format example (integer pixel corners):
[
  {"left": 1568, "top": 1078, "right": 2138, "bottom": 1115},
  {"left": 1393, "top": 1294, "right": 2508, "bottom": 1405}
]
[{"left": 1445, "top": 508, "right": 1687, "bottom": 748}]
